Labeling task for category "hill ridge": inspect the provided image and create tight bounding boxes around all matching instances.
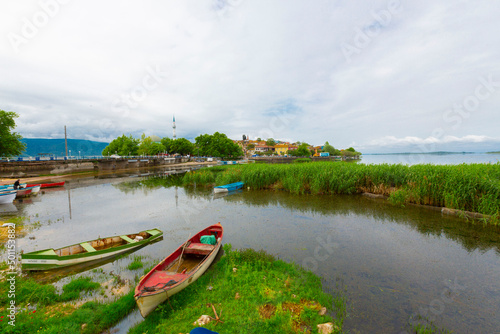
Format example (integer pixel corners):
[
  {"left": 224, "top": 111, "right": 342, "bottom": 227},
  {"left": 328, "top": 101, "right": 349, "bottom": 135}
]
[{"left": 20, "top": 138, "right": 109, "bottom": 157}]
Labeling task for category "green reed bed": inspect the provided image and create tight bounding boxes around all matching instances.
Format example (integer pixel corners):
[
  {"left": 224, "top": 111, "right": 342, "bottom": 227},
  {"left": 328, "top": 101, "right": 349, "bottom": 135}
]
[{"left": 183, "top": 162, "right": 500, "bottom": 222}]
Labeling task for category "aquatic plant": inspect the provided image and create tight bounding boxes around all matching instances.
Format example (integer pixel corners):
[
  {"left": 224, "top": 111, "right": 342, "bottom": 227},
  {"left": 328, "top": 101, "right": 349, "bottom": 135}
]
[
  {"left": 127, "top": 256, "right": 144, "bottom": 270},
  {"left": 182, "top": 162, "right": 500, "bottom": 223}
]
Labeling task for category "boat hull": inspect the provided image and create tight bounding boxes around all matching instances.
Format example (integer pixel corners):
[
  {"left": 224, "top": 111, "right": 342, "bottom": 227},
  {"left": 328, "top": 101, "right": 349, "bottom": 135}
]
[
  {"left": 0, "top": 192, "right": 16, "bottom": 204},
  {"left": 27, "top": 181, "right": 65, "bottom": 189},
  {"left": 135, "top": 223, "right": 223, "bottom": 318},
  {"left": 22, "top": 228, "right": 163, "bottom": 271},
  {"left": 213, "top": 182, "right": 244, "bottom": 193},
  {"left": 136, "top": 241, "right": 222, "bottom": 317}
]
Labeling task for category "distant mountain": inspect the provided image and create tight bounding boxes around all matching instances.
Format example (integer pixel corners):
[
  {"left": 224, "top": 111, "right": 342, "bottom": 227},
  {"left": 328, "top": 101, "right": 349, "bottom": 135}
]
[{"left": 21, "top": 138, "right": 109, "bottom": 157}]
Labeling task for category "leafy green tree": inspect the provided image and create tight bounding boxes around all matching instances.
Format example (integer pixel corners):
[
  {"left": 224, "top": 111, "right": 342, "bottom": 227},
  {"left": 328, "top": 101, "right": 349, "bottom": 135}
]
[
  {"left": 266, "top": 138, "right": 276, "bottom": 147},
  {"left": 323, "top": 141, "right": 341, "bottom": 156},
  {"left": 170, "top": 138, "right": 194, "bottom": 156},
  {"left": 195, "top": 132, "right": 243, "bottom": 158},
  {"left": 161, "top": 137, "right": 174, "bottom": 153},
  {"left": 342, "top": 147, "right": 361, "bottom": 157},
  {"left": 246, "top": 143, "right": 255, "bottom": 150},
  {"left": 150, "top": 142, "right": 166, "bottom": 155},
  {"left": 138, "top": 134, "right": 165, "bottom": 155},
  {"left": 102, "top": 134, "right": 139, "bottom": 156},
  {"left": 288, "top": 143, "right": 311, "bottom": 157},
  {"left": 0, "top": 110, "right": 26, "bottom": 156}
]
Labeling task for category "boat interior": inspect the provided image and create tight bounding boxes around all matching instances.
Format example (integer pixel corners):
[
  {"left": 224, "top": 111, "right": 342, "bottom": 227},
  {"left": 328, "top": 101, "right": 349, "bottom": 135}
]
[
  {"left": 55, "top": 231, "right": 155, "bottom": 256},
  {"left": 139, "top": 226, "right": 222, "bottom": 293}
]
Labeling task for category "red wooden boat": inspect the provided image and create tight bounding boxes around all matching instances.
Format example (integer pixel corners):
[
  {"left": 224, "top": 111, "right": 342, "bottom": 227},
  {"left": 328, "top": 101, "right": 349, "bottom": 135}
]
[
  {"left": 135, "top": 223, "right": 223, "bottom": 317},
  {"left": 15, "top": 188, "right": 32, "bottom": 198},
  {"left": 26, "top": 181, "right": 65, "bottom": 189}
]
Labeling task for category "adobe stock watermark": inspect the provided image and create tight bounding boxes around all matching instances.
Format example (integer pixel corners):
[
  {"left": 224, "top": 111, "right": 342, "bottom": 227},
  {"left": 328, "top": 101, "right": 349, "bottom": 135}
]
[
  {"left": 401, "top": 73, "right": 500, "bottom": 165},
  {"left": 4, "top": 222, "right": 18, "bottom": 326},
  {"left": 302, "top": 233, "right": 340, "bottom": 272},
  {"left": 252, "top": 109, "right": 296, "bottom": 143},
  {"left": 7, "top": 0, "right": 72, "bottom": 54},
  {"left": 400, "top": 278, "right": 467, "bottom": 333},
  {"left": 112, "top": 65, "right": 167, "bottom": 117},
  {"left": 215, "top": 0, "right": 244, "bottom": 18},
  {"left": 341, "top": 0, "right": 402, "bottom": 64}
]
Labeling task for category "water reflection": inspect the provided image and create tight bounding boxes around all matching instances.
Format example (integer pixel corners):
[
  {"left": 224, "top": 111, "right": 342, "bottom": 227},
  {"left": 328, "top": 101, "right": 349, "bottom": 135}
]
[{"left": 2, "top": 173, "right": 499, "bottom": 333}]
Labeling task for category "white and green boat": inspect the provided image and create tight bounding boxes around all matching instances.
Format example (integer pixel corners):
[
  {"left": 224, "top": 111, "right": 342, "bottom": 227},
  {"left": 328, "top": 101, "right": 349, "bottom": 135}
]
[{"left": 22, "top": 228, "right": 163, "bottom": 271}]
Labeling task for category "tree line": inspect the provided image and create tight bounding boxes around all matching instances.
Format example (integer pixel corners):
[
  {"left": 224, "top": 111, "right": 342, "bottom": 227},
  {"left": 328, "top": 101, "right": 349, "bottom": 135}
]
[
  {"left": 0, "top": 109, "right": 360, "bottom": 159},
  {"left": 102, "top": 132, "right": 243, "bottom": 158}
]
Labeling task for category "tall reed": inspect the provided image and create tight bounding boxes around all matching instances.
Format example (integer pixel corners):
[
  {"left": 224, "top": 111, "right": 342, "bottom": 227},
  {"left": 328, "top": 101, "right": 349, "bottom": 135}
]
[{"left": 183, "top": 162, "right": 500, "bottom": 222}]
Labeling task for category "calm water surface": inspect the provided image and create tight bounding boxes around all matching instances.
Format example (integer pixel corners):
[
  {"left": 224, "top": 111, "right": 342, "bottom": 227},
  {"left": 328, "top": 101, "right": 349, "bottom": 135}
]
[
  {"left": 2, "top": 171, "right": 500, "bottom": 333},
  {"left": 360, "top": 152, "right": 500, "bottom": 165}
]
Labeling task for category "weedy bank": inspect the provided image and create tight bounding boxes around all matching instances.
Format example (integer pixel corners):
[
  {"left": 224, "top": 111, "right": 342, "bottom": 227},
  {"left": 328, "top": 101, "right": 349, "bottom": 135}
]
[
  {"left": 129, "top": 244, "right": 344, "bottom": 334},
  {"left": 183, "top": 162, "right": 500, "bottom": 224}
]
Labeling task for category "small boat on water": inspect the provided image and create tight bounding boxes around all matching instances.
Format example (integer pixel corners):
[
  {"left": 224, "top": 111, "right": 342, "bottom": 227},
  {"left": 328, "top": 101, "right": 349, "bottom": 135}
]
[
  {"left": 0, "top": 191, "right": 16, "bottom": 204},
  {"left": 26, "top": 181, "right": 65, "bottom": 189},
  {"left": 1, "top": 185, "right": 40, "bottom": 197},
  {"left": 12, "top": 188, "right": 32, "bottom": 198},
  {"left": 213, "top": 181, "right": 244, "bottom": 193},
  {"left": 0, "top": 183, "right": 27, "bottom": 190},
  {"left": 135, "top": 223, "right": 224, "bottom": 318},
  {"left": 17, "top": 185, "right": 40, "bottom": 198},
  {"left": 22, "top": 228, "right": 163, "bottom": 271}
]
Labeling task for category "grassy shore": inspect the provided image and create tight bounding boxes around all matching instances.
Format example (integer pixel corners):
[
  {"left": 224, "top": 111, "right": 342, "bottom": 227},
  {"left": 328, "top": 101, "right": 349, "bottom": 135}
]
[
  {"left": 0, "top": 274, "right": 135, "bottom": 333},
  {"left": 129, "top": 244, "right": 344, "bottom": 334},
  {"left": 183, "top": 162, "right": 500, "bottom": 224},
  {"left": 0, "top": 243, "right": 344, "bottom": 334}
]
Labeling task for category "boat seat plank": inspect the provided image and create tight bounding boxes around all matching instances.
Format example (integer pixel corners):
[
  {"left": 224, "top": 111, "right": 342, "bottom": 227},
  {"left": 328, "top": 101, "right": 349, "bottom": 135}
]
[
  {"left": 145, "top": 271, "right": 187, "bottom": 288},
  {"left": 120, "top": 235, "right": 135, "bottom": 243},
  {"left": 184, "top": 242, "right": 215, "bottom": 255},
  {"left": 38, "top": 249, "right": 58, "bottom": 256},
  {"left": 146, "top": 229, "right": 161, "bottom": 236},
  {"left": 80, "top": 242, "right": 97, "bottom": 252}
]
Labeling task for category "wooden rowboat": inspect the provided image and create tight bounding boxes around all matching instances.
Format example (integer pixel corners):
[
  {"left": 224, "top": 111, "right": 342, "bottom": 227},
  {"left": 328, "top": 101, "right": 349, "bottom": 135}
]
[
  {"left": 26, "top": 181, "right": 65, "bottom": 189},
  {"left": 135, "top": 223, "right": 224, "bottom": 317},
  {"left": 22, "top": 228, "right": 163, "bottom": 271},
  {"left": 13, "top": 188, "right": 32, "bottom": 198},
  {"left": 213, "top": 181, "right": 244, "bottom": 193}
]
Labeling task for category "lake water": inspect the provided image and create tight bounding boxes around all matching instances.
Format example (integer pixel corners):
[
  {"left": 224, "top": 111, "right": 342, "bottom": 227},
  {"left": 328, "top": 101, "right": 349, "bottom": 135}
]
[
  {"left": 359, "top": 152, "right": 500, "bottom": 165},
  {"left": 2, "top": 168, "right": 499, "bottom": 333}
]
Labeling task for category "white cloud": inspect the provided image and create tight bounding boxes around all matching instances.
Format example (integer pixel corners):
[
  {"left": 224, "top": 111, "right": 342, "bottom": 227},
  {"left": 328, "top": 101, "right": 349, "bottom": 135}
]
[{"left": 1, "top": 0, "right": 499, "bottom": 152}]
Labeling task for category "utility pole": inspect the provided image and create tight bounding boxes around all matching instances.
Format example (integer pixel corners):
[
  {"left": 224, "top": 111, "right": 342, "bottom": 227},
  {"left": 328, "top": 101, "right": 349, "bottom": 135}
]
[{"left": 65, "top": 126, "right": 68, "bottom": 157}]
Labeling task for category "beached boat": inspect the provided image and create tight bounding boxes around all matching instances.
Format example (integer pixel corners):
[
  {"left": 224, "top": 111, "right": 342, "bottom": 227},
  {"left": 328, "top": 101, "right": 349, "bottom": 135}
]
[
  {"left": 1, "top": 185, "right": 40, "bottom": 197},
  {"left": 13, "top": 188, "right": 32, "bottom": 198},
  {"left": 0, "top": 183, "right": 27, "bottom": 190},
  {"left": 22, "top": 228, "right": 163, "bottom": 271},
  {"left": 26, "top": 181, "right": 65, "bottom": 189},
  {"left": 0, "top": 191, "right": 16, "bottom": 204},
  {"left": 135, "top": 223, "right": 224, "bottom": 318},
  {"left": 213, "top": 181, "right": 244, "bottom": 193}
]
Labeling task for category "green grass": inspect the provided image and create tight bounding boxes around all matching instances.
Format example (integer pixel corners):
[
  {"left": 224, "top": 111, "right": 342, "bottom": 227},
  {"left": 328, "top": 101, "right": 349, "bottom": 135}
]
[
  {"left": 129, "top": 244, "right": 344, "bottom": 334},
  {"left": 59, "top": 277, "right": 101, "bottom": 301},
  {"left": 182, "top": 162, "right": 500, "bottom": 224},
  {"left": 0, "top": 275, "right": 134, "bottom": 334},
  {"left": 127, "top": 256, "right": 144, "bottom": 270}
]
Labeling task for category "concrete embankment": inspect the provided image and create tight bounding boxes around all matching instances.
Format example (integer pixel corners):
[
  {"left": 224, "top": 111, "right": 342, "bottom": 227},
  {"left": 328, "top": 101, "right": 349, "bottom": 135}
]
[{"left": 0, "top": 157, "right": 198, "bottom": 178}]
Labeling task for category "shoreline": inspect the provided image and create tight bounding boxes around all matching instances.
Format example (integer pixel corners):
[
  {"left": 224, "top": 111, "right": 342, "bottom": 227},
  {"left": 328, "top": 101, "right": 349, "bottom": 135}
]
[{"left": 0, "top": 161, "right": 217, "bottom": 186}]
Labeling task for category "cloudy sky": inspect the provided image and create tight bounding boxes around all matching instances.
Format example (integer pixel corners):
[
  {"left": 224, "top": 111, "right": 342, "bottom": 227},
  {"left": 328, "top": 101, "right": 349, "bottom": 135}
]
[{"left": 1, "top": 0, "right": 499, "bottom": 153}]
